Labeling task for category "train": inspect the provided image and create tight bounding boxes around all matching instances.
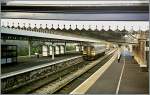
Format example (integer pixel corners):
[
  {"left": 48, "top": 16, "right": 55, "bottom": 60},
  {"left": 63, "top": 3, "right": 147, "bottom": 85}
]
[{"left": 82, "top": 44, "right": 107, "bottom": 60}]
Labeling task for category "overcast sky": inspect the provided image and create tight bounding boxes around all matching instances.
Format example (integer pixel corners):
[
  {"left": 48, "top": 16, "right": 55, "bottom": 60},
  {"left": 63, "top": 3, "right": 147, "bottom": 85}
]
[{"left": 1, "top": 19, "right": 149, "bottom": 31}]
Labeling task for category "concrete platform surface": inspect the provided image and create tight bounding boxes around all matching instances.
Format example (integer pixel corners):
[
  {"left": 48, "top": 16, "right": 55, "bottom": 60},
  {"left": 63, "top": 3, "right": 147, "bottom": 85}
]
[
  {"left": 85, "top": 54, "right": 149, "bottom": 94},
  {"left": 1, "top": 53, "right": 80, "bottom": 74}
]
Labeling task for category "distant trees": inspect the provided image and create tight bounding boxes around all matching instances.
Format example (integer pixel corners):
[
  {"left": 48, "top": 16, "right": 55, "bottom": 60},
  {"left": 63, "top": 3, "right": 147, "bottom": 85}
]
[
  {"left": 66, "top": 45, "right": 76, "bottom": 51},
  {"left": 16, "top": 41, "right": 44, "bottom": 56},
  {"left": 18, "top": 47, "right": 29, "bottom": 56},
  {"left": 30, "top": 41, "right": 43, "bottom": 55}
]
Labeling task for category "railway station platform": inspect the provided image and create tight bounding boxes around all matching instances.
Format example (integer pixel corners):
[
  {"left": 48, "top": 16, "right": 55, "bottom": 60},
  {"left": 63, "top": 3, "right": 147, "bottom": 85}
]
[
  {"left": 71, "top": 50, "right": 149, "bottom": 94},
  {"left": 1, "top": 53, "right": 81, "bottom": 74}
]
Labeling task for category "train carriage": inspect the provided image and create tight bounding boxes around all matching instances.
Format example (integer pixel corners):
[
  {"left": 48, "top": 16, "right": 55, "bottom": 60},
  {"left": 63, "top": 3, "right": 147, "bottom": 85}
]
[{"left": 83, "top": 44, "right": 107, "bottom": 60}]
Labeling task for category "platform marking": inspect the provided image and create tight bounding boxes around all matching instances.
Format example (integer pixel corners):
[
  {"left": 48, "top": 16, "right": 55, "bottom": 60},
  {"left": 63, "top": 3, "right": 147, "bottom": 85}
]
[
  {"left": 116, "top": 55, "right": 126, "bottom": 94},
  {"left": 70, "top": 52, "right": 117, "bottom": 94}
]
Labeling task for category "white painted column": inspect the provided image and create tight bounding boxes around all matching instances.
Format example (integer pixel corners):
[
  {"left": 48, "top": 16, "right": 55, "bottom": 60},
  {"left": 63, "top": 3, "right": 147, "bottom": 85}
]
[
  {"left": 63, "top": 45, "right": 65, "bottom": 54},
  {"left": 28, "top": 40, "right": 31, "bottom": 57},
  {"left": 52, "top": 43, "right": 55, "bottom": 60},
  {"left": 49, "top": 45, "right": 53, "bottom": 55},
  {"left": 59, "top": 45, "right": 61, "bottom": 54},
  {"left": 64, "top": 42, "right": 67, "bottom": 53}
]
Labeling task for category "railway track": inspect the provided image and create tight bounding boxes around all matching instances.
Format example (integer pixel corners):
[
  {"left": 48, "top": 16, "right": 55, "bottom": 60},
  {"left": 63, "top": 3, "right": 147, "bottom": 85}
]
[
  {"left": 31, "top": 49, "right": 116, "bottom": 94},
  {"left": 2, "top": 49, "right": 116, "bottom": 94},
  {"left": 55, "top": 50, "right": 114, "bottom": 94},
  {"left": 7, "top": 60, "right": 88, "bottom": 94},
  {"left": 1, "top": 55, "right": 83, "bottom": 94}
]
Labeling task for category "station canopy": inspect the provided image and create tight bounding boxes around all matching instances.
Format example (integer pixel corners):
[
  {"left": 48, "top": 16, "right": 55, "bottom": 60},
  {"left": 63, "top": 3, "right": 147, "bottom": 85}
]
[{"left": 1, "top": 0, "right": 149, "bottom": 44}]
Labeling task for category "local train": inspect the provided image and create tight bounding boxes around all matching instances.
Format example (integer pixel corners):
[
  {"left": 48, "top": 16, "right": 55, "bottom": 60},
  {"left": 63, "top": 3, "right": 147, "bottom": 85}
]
[{"left": 82, "top": 44, "right": 107, "bottom": 60}]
